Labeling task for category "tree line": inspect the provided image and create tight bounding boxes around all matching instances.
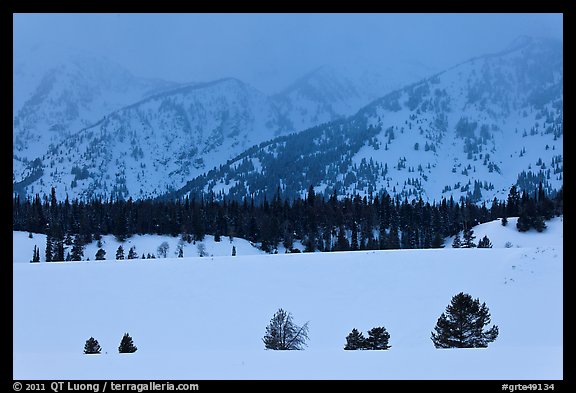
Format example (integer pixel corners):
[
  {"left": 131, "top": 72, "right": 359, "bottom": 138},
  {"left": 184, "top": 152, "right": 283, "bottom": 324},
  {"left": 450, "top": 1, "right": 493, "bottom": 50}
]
[{"left": 14, "top": 184, "right": 562, "bottom": 257}]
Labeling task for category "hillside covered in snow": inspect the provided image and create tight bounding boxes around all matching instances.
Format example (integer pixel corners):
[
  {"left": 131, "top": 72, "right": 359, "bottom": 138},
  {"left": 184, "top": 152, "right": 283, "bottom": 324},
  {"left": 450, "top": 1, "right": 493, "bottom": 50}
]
[{"left": 173, "top": 37, "right": 562, "bottom": 204}]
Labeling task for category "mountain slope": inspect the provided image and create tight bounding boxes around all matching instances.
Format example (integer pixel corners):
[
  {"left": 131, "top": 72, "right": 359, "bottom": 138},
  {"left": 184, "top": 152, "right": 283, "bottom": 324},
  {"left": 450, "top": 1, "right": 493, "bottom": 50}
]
[
  {"left": 13, "top": 52, "right": 180, "bottom": 190},
  {"left": 172, "top": 37, "right": 563, "bottom": 203},
  {"left": 272, "top": 62, "right": 432, "bottom": 132},
  {"left": 14, "top": 59, "right": 431, "bottom": 200},
  {"left": 17, "top": 78, "right": 294, "bottom": 200}
]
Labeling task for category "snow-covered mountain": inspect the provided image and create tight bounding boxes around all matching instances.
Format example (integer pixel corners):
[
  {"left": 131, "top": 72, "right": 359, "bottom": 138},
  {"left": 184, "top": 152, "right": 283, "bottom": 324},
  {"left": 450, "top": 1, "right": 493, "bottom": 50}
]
[
  {"left": 173, "top": 37, "right": 563, "bottom": 203},
  {"left": 272, "top": 62, "right": 431, "bottom": 131},
  {"left": 15, "top": 78, "right": 293, "bottom": 200},
  {"left": 13, "top": 50, "right": 181, "bottom": 191},
  {"left": 13, "top": 54, "right": 432, "bottom": 200}
]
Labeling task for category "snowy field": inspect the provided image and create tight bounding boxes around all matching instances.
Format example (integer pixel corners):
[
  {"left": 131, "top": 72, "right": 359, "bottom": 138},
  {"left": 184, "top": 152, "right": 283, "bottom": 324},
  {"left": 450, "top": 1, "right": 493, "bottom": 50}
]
[{"left": 13, "top": 217, "right": 563, "bottom": 379}]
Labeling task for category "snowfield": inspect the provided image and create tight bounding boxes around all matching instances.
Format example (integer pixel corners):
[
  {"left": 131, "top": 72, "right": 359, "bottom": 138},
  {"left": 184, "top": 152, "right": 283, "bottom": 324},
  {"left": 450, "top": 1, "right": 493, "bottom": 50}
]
[{"left": 13, "top": 217, "right": 563, "bottom": 379}]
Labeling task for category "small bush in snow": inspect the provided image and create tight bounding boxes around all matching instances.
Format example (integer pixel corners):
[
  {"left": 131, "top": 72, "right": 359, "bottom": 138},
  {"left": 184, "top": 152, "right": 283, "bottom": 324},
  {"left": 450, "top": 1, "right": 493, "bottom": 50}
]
[
  {"left": 84, "top": 337, "right": 101, "bottom": 354},
  {"left": 344, "top": 328, "right": 367, "bottom": 350},
  {"left": 118, "top": 333, "right": 137, "bottom": 353},
  {"left": 505, "top": 241, "right": 513, "bottom": 248}
]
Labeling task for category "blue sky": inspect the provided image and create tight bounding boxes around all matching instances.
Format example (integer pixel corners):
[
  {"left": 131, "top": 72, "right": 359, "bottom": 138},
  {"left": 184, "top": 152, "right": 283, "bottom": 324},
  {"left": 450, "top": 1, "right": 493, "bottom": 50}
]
[{"left": 13, "top": 13, "right": 562, "bottom": 93}]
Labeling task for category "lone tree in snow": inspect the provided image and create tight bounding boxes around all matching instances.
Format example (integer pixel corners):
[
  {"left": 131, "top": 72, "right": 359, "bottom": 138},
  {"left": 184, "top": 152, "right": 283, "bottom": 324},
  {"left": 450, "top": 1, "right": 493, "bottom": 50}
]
[
  {"left": 31, "top": 245, "right": 40, "bottom": 263},
  {"left": 127, "top": 246, "right": 138, "bottom": 259},
  {"left": 431, "top": 292, "right": 499, "bottom": 348},
  {"left": 263, "top": 308, "right": 309, "bottom": 350},
  {"left": 95, "top": 248, "right": 106, "bottom": 260},
  {"left": 451, "top": 233, "right": 462, "bottom": 248},
  {"left": 477, "top": 235, "right": 493, "bottom": 248},
  {"left": 462, "top": 228, "right": 477, "bottom": 248},
  {"left": 197, "top": 243, "right": 207, "bottom": 257},
  {"left": 118, "top": 333, "right": 137, "bottom": 353},
  {"left": 344, "top": 328, "right": 367, "bottom": 350},
  {"left": 157, "top": 242, "right": 169, "bottom": 258},
  {"left": 83, "top": 337, "right": 102, "bottom": 354},
  {"left": 366, "top": 326, "right": 391, "bottom": 350},
  {"left": 116, "top": 245, "right": 125, "bottom": 260}
]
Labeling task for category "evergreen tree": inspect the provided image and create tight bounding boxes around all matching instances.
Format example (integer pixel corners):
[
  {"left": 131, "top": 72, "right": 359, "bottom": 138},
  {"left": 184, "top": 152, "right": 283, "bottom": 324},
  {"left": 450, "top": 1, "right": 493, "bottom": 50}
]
[
  {"left": 263, "top": 308, "right": 309, "bottom": 350},
  {"left": 232, "top": 245, "right": 237, "bottom": 256},
  {"left": 462, "top": 228, "right": 476, "bottom": 248},
  {"left": 95, "top": 248, "right": 106, "bottom": 260},
  {"left": 365, "top": 326, "right": 391, "bottom": 350},
  {"left": 71, "top": 235, "right": 84, "bottom": 261},
  {"left": 477, "top": 235, "right": 493, "bottom": 248},
  {"left": 54, "top": 240, "right": 65, "bottom": 262},
  {"left": 84, "top": 337, "right": 102, "bottom": 354},
  {"left": 501, "top": 216, "right": 508, "bottom": 226},
  {"left": 351, "top": 221, "right": 359, "bottom": 251},
  {"left": 431, "top": 292, "right": 499, "bottom": 348},
  {"left": 45, "top": 236, "right": 53, "bottom": 262},
  {"left": 116, "top": 245, "right": 125, "bottom": 260},
  {"left": 506, "top": 185, "right": 520, "bottom": 217},
  {"left": 118, "top": 333, "right": 137, "bottom": 353},
  {"left": 127, "top": 246, "right": 138, "bottom": 260},
  {"left": 387, "top": 224, "right": 400, "bottom": 249},
  {"left": 431, "top": 231, "right": 445, "bottom": 248},
  {"left": 344, "top": 328, "right": 367, "bottom": 350},
  {"left": 31, "top": 245, "right": 40, "bottom": 263},
  {"left": 335, "top": 225, "right": 349, "bottom": 251},
  {"left": 451, "top": 233, "right": 462, "bottom": 248}
]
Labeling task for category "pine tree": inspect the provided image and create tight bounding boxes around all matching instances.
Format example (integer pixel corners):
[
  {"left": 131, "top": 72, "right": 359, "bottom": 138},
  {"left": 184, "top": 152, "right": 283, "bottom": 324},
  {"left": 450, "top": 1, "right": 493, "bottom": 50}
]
[
  {"left": 431, "top": 292, "right": 499, "bottom": 348},
  {"left": 232, "top": 245, "right": 236, "bottom": 256},
  {"left": 31, "top": 245, "right": 40, "bottom": 263},
  {"left": 95, "top": 248, "right": 106, "bottom": 260},
  {"left": 336, "top": 225, "right": 349, "bottom": 251},
  {"left": 462, "top": 228, "right": 476, "bottom": 248},
  {"left": 45, "top": 236, "right": 53, "bottom": 262},
  {"left": 431, "top": 231, "right": 445, "bottom": 248},
  {"left": 477, "top": 235, "right": 493, "bottom": 248},
  {"left": 501, "top": 216, "right": 508, "bottom": 226},
  {"left": 118, "top": 333, "right": 137, "bottom": 353},
  {"left": 365, "top": 326, "right": 391, "bottom": 350},
  {"left": 116, "top": 245, "right": 125, "bottom": 260},
  {"left": 344, "top": 328, "right": 367, "bottom": 350},
  {"left": 84, "top": 337, "right": 102, "bottom": 354},
  {"left": 71, "top": 235, "right": 84, "bottom": 261},
  {"left": 54, "top": 240, "right": 65, "bottom": 262},
  {"left": 452, "top": 233, "right": 462, "bottom": 248},
  {"left": 263, "top": 308, "right": 309, "bottom": 350},
  {"left": 127, "top": 246, "right": 137, "bottom": 259}
]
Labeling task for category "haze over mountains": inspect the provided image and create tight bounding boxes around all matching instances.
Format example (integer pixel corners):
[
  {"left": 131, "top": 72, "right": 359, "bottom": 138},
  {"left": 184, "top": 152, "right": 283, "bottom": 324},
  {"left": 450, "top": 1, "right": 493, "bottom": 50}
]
[{"left": 13, "top": 36, "right": 562, "bottom": 203}]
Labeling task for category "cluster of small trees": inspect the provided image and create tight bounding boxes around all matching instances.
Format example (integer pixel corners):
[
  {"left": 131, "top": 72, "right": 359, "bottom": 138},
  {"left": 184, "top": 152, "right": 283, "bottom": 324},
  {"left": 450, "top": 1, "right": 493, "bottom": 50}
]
[
  {"left": 344, "top": 327, "right": 391, "bottom": 350},
  {"left": 451, "top": 228, "right": 492, "bottom": 248},
  {"left": 83, "top": 333, "right": 137, "bottom": 354},
  {"left": 264, "top": 293, "right": 498, "bottom": 351}
]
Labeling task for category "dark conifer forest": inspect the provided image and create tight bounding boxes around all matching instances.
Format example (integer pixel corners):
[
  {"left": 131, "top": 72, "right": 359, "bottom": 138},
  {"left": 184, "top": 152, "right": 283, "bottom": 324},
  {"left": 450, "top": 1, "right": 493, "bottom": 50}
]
[{"left": 13, "top": 184, "right": 562, "bottom": 254}]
